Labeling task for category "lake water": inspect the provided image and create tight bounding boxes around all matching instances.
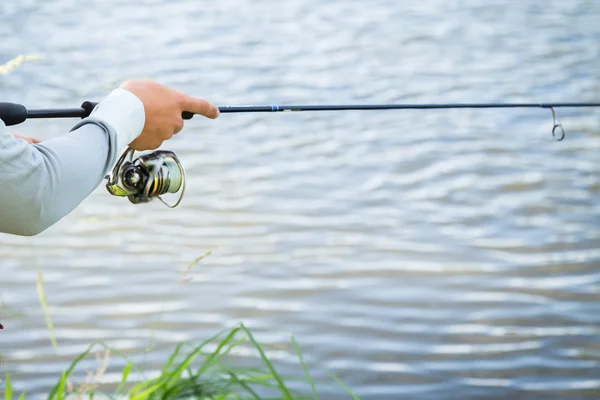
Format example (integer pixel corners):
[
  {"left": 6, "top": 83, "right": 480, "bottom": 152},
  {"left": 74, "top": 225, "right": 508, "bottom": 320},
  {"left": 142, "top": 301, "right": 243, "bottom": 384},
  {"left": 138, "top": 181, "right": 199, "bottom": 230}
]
[{"left": 1, "top": 0, "right": 600, "bottom": 398}]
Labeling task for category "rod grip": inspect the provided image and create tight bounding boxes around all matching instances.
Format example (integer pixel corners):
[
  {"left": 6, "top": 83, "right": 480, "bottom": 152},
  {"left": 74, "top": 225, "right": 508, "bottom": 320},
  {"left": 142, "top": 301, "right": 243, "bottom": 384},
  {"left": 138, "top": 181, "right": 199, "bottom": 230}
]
[
  {"left": 0, "top": 102, "right": 28, "bottom": 126},
  {"left": 84, "top": 102, "right": 195, "bottom": 121}
]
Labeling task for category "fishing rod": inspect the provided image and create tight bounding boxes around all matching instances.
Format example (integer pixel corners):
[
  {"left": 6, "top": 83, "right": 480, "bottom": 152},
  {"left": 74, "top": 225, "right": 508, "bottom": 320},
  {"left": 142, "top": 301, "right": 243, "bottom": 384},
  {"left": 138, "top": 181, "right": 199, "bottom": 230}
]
[
  {"left": 2, "top": 99, "right": 600, "bottom": 115},
  {"left": 3, "top": 99, "right": 600, "bottom": 137},
  {"left": 3, "top": 99, "right": 600, "bottom": 142},
  {"left": 1, "top": 100, "right": 599, "bottom": 208}
]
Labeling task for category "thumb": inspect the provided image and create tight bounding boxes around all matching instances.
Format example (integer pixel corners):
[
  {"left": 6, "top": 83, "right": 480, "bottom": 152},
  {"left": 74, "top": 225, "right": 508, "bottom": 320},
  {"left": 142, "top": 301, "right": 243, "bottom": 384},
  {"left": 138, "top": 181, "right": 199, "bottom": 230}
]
[{"left": 180, "top": 95, "right": 220, "bottom": 119}]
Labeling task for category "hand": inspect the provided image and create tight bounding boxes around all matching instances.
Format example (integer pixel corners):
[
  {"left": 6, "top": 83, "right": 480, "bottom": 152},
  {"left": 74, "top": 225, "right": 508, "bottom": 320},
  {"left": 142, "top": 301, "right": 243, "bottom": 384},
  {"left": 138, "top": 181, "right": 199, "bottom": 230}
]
[
  {"left": 119, "top": 80, "right": 220, "bottom": 151},
  {"left": 12, "top": 132, "right": 42, "bottom": 144}
]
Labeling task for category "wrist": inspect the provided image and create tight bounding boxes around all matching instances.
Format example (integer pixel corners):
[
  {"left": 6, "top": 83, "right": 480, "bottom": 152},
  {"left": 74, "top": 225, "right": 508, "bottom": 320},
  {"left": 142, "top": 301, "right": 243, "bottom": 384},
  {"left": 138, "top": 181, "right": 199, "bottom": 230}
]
[{"left": 89, "top": 88, "right": 145, "bottom": 150}]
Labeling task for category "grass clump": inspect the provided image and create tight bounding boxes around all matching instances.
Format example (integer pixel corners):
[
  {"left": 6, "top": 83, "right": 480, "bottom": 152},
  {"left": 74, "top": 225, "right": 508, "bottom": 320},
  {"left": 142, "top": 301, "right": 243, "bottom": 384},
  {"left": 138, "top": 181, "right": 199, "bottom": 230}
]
[
  {"left": 22, "top": 258, "right": 359, "bottom": 399},
  {"left": 4, "top": 324, "right": 359, "bottom": 400}
]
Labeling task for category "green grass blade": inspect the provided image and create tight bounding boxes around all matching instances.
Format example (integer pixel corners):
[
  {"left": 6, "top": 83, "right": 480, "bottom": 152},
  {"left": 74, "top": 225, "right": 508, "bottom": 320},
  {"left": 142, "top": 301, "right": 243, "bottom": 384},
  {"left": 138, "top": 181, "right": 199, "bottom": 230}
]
[
  {"left": 56, "top": 372, "right": 66, "bottom": 400},
  {"left": 36, "top": 269, "right": 57, "bottom": 350},
  {"left": 188, "top": 335, "right": 247, "bottom": 381},
  {"left": 186, "top": 326, "right": 241, "bottom": 379},
  {"left": 219, "top": 337, "right": 247, "bottom": 359},
  {"left": 116, "top": 361, "right": 133, "bottom": 394},
  {"left": 161, "top": 343, "right": 184, "bottom": 374},
  {"left": 162, "top": 377, "right": 213, "bottom": 400},
  {"left": 239, "top": 324, "right": 292, "bottom": 400},
  {"left": 130, "top": 381, "right": 164, "bottom": 400},
  {"left": 128, "top": 375, "right": 165, "bottom": 396},
  {"left": 17, "top": 393, "right": 25, "bottom": 400},
  {"left": 292, "top": 336, "right": 319, "bottom": 400},
  {"left": 225, "top": 371, "right": 261, "bottom": 400},
  {"left": 216, "top": 364, "right": 308, "bottom": 395},
  {"left": 162, "top": 346, "right": 204, "bottom": 389},
  {"left": 4, "top": 372, "right": 12, "bottom": 400},
  {"left": 324, "top": 371, "right": 361, "bottom": 400},
  {"left": 48, "top": 342, "right": 98, "bottom": 399},
  {"left": 163, "top": 327, "right": 240, "bottom": 395},
  {"left": 184, "top": 327, "right": 229, "bottom": 356}
]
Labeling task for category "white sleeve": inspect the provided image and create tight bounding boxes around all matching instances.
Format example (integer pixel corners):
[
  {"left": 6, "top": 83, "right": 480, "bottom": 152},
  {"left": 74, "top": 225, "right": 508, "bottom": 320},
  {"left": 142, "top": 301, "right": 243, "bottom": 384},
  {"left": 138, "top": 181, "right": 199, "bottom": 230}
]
[{"left": 0, "top": 88, "right": 145, "bottom": 236}]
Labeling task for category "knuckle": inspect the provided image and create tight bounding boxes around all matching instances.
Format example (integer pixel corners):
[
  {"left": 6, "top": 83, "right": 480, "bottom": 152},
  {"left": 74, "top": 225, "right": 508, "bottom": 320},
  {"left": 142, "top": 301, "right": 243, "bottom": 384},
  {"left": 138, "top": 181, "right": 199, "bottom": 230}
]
[
  {"left": 175, "top": 118, "right": 184, "bottom": 132},
  {"left": 120, "top": 79, "right": 133, "bottom": 88}
]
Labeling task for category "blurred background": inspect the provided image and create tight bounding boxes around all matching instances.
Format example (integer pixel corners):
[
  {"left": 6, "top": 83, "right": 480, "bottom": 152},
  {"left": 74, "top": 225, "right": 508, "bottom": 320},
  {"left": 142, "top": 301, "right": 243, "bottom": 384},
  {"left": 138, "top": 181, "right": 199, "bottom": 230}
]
[{"left": 1, "top": 0, "right": 600, "bottom": 398}]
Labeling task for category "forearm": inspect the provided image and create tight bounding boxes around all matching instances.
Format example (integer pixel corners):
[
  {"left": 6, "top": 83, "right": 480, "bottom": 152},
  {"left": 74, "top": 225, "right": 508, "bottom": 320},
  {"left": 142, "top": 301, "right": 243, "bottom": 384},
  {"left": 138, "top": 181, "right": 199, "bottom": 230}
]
[
  {"left": 0, "top": 89, "right": 144, "bottom": 236},
  {"left": 0, "top": 120, "right": 116, "bottom": 235}
]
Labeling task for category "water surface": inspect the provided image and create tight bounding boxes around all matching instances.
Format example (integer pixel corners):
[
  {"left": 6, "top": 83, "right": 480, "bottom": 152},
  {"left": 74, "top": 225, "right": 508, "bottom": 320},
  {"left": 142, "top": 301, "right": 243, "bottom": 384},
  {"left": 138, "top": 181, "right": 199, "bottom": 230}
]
[{"left": 1, "top": 0, "right": 600, "bottom": 398}]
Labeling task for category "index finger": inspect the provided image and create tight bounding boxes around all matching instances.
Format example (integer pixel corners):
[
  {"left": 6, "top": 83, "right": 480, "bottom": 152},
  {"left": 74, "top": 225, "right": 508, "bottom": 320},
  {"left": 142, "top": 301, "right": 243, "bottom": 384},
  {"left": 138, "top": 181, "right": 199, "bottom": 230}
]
[{"left": 180, "top": 94, "right": 220, "bottom": 119}]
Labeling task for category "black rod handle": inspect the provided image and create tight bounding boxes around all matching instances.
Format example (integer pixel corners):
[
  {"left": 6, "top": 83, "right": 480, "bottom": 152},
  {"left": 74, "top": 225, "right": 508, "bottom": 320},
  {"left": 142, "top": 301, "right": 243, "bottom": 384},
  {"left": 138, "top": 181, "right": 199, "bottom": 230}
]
[
  {"left": 0, "top": 102, "right": 28, "bottom": 126},
  {"left": 85, "top": 101, "right": 194, "bottom": 122}
]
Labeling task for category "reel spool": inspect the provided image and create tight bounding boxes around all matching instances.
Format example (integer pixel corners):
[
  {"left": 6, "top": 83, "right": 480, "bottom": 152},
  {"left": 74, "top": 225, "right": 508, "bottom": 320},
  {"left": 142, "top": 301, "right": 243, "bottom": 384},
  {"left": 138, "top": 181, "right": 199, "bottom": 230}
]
[{"left": 105, "top": 147, "right": 186, "bottom": 208}]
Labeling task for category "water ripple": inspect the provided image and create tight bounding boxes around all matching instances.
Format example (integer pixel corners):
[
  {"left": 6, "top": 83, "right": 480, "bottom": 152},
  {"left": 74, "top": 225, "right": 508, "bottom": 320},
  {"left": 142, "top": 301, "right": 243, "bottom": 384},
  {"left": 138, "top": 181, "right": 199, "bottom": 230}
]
[{"left": 1, "top": 0, "right": 600, "bottom": 399}]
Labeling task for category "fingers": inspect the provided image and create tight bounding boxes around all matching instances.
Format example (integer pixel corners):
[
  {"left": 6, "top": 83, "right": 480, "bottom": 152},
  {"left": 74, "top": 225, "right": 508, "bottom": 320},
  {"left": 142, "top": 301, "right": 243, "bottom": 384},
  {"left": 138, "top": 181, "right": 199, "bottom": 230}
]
[
  {"left": 118, "top": 80, "right": 220, "bottom": 151},
  {"left": 12, "top": 132, "right": 42, "bottom": 144},
  {"left": 22, "top": 136, "right": 42, "bottom": 144},
  {"left": 180, "top": 95, "right": 220, "bottom": 119}
]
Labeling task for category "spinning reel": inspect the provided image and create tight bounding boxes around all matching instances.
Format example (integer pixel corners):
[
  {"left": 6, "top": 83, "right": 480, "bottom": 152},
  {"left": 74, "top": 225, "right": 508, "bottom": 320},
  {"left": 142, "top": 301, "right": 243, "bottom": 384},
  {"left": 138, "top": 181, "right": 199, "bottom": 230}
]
[{"left": 105, "top": 147, "right": 186, "bottom": 208}]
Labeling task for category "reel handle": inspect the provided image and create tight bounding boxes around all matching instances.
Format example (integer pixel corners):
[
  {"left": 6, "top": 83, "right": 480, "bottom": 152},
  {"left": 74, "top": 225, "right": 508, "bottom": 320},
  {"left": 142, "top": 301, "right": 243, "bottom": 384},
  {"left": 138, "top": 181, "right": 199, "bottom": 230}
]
[{"left": 0, "top": 102, "right": 28, "bottom": 126}]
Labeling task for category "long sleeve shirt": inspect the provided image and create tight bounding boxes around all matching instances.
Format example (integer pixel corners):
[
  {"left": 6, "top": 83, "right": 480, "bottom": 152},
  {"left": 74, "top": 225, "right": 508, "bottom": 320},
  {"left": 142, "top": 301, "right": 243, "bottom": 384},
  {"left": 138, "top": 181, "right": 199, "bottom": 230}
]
[{"left": 0, "top": 88, "right": 145, "bottom": 236}]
